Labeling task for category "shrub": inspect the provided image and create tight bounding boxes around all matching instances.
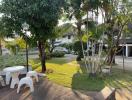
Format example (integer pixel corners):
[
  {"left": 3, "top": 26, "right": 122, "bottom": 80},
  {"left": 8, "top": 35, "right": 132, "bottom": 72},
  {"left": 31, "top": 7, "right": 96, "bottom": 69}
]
[
  {"left": 60, "top": 43, "right": 73, "bottom": 53},
  {"left": 0, "top": 55, "right": 26, "bottom": 70},
  {"left": 45, "top": 52, "right": 51, "bottom": 59},
  {"left": 51, "top": 51, "right": 65, "bottom": 57},
  {"left": 73, "top": 41, "right": 87, "bottom": 61}
]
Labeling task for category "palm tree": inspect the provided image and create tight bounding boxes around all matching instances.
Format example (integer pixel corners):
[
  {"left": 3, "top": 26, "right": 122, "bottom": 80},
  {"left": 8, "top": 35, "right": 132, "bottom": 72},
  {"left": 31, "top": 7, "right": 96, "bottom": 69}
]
[{"left": 69, "top": 0, "right": 103, "bottom": 75}]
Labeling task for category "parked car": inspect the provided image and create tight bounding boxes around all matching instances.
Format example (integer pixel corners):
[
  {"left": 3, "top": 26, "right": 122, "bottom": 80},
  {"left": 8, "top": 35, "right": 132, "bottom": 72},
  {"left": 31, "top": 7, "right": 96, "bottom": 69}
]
[{"left": 53, "top": 47, "right": 68, "bottom": 53}]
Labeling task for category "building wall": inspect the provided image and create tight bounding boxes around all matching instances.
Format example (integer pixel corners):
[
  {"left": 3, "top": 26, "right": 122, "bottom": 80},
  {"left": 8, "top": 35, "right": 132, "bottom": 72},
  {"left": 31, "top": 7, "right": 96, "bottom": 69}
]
[
  {"left": 117, "top": 45, "right": 132, "bottom": 57},
  {"left": 55, "top": 35, "right": 74, "bottom": 45},
  {"left": 128, "top": 46, "right": 132, "bottom": 56},
  {"left": 126, "top": 44, "right": 132, "bottom": 57}
]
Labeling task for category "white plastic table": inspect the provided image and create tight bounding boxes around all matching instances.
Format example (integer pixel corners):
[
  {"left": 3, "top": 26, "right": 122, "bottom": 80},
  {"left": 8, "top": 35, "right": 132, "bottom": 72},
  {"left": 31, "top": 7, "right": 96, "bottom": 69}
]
[{"left": 3, "top": 66, "right": 25, "bottom": 88}]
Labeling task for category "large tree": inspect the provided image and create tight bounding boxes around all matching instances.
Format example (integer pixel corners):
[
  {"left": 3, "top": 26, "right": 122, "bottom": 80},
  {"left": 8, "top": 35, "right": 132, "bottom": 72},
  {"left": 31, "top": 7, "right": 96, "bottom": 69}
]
[
  {"left": 101, "top": 0, "right": 131, "bottom": 65},
  {"left": 0, "top": 0, "right": 65, "bottom": 72}
]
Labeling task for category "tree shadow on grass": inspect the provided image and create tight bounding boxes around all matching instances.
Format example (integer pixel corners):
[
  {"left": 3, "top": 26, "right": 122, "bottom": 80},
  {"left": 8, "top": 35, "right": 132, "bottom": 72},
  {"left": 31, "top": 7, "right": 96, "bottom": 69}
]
[
  {"left": 47, "top": 54, "right": 77, "bottom": 65},
  {"left": 71, "top": 61, "right": 105, "bottom": 93},
  {"left": 105, "top": 69, "right": 132, "bottom": 92},
  {"left": 47, "top": 58, "right": 69, "bottom": 65},
  {"left": 71, "top": 61, "right": 132, "bottom": 96},
  {"left": 30, "top": 58, "right": 72, "bottom": 67}
]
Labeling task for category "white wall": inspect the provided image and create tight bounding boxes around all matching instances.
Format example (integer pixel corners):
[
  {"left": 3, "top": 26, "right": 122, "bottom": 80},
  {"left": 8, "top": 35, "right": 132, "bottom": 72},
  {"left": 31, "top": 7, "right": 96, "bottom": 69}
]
[
  {"left": 56, "top": 35, "right": 74, "bottom": 44},
  {"left": 126, "top": 44, "right": 132, "bottom": 57}
]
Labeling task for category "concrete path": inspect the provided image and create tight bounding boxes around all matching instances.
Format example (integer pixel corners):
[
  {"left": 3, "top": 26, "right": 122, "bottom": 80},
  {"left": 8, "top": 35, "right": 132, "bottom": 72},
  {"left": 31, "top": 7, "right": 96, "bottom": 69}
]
[
  {"left": 80, "top": 88, "right": 132, "bottom": 100},
  {"left": 0, "top": 78, "right": 93, "bottom": 100},
  {"left": 115, "top": 56, "right": 132, "bottom": 71},
  {"left": 116, "top": 88, "right": 132, "bottom": 100}
]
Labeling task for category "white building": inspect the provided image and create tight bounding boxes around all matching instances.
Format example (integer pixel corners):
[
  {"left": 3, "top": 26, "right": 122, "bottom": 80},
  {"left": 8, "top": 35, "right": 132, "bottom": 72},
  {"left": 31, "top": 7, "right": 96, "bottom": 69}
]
[
  {"left": 118, "top": 39, "right": 132, "bottom": 57},
  {"left": 54, "top": 33, "right": 74, "bottom": 46}
]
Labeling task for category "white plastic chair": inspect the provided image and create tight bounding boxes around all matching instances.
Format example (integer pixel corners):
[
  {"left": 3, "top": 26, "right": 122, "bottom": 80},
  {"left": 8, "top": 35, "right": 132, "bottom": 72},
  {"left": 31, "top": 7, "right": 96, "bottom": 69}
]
[
  {"left": 26, "top": 71, "right": 39, "bottom": 82},
  {"left": 0, "top": 76, "right": 5, "bottom": 86},
  {"left": 17, "top": 77, "right": 34, "bottom": 93},
  {"left": 5, "top": 72, "right": 11, "bottom": 85},
  {"left": 10, "top": 72, "right": 20, "bottom": 88}
]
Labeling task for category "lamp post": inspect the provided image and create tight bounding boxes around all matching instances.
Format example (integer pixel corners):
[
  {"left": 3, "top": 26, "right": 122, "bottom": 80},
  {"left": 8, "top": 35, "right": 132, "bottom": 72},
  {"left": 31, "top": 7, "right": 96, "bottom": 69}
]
[{"left": 22, "top": 22, "right": 29, "bottom": 72}]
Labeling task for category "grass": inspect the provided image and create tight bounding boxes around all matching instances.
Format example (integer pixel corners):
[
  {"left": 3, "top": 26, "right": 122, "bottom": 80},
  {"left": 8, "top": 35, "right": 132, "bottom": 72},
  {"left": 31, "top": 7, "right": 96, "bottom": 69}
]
[{"left": 29, "top": 57, "right": 132, "bottom": 92}]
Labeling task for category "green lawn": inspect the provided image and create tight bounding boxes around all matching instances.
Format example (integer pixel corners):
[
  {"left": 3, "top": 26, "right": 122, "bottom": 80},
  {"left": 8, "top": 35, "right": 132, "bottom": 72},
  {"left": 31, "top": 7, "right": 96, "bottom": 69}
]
[{"left": 29, "top": 57, "right": 132, "bottom": 92}]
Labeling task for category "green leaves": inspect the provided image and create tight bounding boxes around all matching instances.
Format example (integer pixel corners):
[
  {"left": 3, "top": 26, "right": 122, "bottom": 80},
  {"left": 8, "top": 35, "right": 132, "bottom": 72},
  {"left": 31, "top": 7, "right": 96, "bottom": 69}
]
[
  {"left": 0, "top": 18, "right": 15, "bottom": 38},
  {"left": 0, "top": 0, "right": 66, "bottom": 41}
]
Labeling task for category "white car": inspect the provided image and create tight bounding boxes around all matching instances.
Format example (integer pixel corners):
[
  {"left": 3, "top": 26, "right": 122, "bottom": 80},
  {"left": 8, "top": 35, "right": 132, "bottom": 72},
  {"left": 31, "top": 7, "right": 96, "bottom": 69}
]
[{"left": 53, "top": 47, "right": 68, "bottom": 53}]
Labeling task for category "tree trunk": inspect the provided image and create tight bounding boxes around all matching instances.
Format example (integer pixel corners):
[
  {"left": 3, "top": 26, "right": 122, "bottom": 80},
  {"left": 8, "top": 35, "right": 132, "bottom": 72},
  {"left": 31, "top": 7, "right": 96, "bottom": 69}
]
[
  {"left": 107, "top": 48, "right": 115, "bottom": 65},
  {"left": 0, "top": 39, "right": 2, "bottom": 55},
  {"left": 50, "top": 39, "right": 55, "bottom": 53},
  {"left": 38, "top": 40, "right": 46, "bottom": 73}
]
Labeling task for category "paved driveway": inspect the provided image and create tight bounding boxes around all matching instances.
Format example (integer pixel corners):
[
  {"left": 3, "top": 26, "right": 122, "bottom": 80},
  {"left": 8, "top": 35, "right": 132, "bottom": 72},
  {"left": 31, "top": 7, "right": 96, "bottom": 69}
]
[{"left": 115, "top": 56, "right": 132, "bottom": 71}]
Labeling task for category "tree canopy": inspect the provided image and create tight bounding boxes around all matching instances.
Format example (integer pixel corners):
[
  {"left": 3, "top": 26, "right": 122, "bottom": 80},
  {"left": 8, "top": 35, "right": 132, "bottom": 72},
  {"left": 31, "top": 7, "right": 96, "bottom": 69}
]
[
  {"left": 0, "top": 0, "right": 66, "bottom": 72},
  {"left": 0, "top": 0, "right": 65, "bottom": 40}
]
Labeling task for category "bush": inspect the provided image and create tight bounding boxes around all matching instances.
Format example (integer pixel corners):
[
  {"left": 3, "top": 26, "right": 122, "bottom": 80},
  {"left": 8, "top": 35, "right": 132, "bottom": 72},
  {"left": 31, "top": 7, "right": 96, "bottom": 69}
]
[
  {"left": 45, "top": 52, "right": 51, "bottom": 59},
  {"left": 60, "top": 43, "right": 73, "bottom": 53},
  {"left": 51, "top": 51, "right": 65, "bottom": 57},
  {"left": 73, "top": 41, "right": 87, "bottom": 61},
  {"left": 0, "top": 55, "right": 26, "bottom": 70}
]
